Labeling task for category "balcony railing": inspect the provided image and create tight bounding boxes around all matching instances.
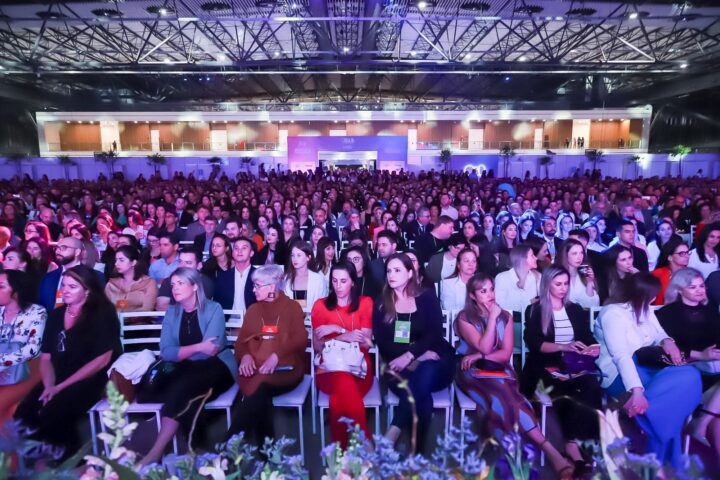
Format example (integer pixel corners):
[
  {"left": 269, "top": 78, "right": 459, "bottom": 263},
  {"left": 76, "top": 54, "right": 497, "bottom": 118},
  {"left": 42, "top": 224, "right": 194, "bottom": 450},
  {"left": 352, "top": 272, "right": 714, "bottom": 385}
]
[
  {"left": 47, "top": 141, "right": 281, "bottom": 153},
  {"left": 415, "top": 139, "right": 644, "bottom": 151}
]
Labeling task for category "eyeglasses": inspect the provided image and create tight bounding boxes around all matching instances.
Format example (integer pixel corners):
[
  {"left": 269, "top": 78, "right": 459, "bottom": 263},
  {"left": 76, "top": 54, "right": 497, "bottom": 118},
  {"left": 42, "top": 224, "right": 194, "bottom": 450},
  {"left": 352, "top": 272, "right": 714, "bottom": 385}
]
[
  {"left": 673, "top": 251, "right": 690, "bottom": 257},
  {"left": 347, "top": 256, "right": 362, "bottom": 263},
  {"left": 252, "top": 283, "right": 272, "bottom": 290},
  {"left": 56, "top": 245, "right": 76, "bottom": 252},
  {"left": 57, "top": 330, "right": 66, "bottom": 353}
]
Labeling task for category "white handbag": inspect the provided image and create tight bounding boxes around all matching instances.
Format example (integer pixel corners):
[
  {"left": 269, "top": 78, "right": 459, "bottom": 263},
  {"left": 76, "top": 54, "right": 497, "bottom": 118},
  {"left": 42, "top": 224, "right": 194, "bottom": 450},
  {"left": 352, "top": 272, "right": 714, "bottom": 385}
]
[{"left": 315, "top": 339, "right": 367, "bottom": 379}]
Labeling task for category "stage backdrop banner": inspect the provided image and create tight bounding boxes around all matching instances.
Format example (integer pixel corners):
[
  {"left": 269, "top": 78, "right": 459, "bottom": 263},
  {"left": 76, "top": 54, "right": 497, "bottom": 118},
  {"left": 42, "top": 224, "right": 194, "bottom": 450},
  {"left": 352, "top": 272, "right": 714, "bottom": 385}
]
[{"left": 287, "top": 136, "right": 408, "bottom": 172}]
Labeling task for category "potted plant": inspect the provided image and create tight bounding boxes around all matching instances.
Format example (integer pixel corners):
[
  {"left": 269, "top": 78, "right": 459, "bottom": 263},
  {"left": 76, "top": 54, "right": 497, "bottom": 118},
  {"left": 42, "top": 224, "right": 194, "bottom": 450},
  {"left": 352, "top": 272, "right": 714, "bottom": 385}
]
[
  {"left": 146, "top": 153, "right": 167, "bottom": 178},
  {"left": 208, "top": 156, "right": 223, "bottom": 177},
  {"left": 538, "top": 155, "right": 553, "bottom": 178},
  {"left": 498, "top": 144, "right": 515, "bottom": 178},
  {"left": 56, "top": 154, "right": 77, "bottom": 180},
  {"left": 439, "top": 148, "right": 452, "bottom": 172},
  {"left": 95, "top": 150, "right": 119, "bottom": 175},
  {"left": 626, "top": 154, "right": 642, "bottom": 179},
  {"left": 670, "top": 144, "right": 691, "bottom": 177},
  {"left": 585, "top": 149, "right": 604, "bottom": 172}
]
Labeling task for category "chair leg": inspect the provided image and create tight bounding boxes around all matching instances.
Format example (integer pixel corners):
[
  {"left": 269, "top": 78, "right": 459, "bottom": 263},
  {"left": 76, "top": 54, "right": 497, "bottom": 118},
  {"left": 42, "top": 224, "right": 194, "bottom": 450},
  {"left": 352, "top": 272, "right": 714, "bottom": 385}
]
[
  {"left": 374, "top": 406, "right": 380, "bottom": 436},
  {"left": 297, "top": 405, "right": 305, "bottom": 463},
  {"left": 89, "top": 410, "right": 98, "bottom": 456},
  {"left": 540, "top": 403, "right": 547, "bottom": 467},
  {"left": 320, "top": 407, "right": 326, "bottom": 451}
]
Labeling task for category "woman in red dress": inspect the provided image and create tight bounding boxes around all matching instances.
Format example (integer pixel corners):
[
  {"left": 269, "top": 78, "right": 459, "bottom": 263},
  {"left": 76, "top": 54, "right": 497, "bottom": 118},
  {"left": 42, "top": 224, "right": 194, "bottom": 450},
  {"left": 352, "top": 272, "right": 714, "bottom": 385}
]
[{"left": 311, "top": 261, "right": 374, "bottom": 449}]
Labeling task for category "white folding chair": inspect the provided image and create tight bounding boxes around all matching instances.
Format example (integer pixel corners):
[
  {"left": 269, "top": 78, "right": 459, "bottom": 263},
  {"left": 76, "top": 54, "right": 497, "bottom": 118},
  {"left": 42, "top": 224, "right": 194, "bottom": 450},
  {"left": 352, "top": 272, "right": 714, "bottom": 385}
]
[
  {"left": 271, "top": 346, "right": 313, "bottom": 461},
  {"left": 317, "top": 347, "right": 382, "bottom": 450}
]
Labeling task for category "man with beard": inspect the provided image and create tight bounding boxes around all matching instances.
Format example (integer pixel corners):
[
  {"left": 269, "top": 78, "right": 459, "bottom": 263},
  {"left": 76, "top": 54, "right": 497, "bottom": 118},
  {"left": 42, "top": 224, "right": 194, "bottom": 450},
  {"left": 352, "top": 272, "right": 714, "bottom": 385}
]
[{"left": 38, "top": 237, "right": 102, "bottom": 310}]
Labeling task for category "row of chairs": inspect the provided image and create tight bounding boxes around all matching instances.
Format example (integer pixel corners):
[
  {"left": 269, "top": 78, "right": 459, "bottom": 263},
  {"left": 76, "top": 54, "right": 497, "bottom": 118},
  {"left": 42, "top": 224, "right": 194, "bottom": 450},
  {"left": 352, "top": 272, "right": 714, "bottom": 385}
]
[{"left": 90, "top": 303, "right": 637, "bottom": 463}]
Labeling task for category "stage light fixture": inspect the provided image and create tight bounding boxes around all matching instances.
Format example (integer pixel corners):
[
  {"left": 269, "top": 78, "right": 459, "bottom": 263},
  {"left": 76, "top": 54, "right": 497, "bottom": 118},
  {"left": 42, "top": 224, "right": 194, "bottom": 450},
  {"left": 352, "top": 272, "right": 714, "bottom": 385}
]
[
  {"left": 680, "top": 63, "right": 688, "bottom": 69},
  {"left": 629, "top": 12, "right": 638, "bottom": 19}
]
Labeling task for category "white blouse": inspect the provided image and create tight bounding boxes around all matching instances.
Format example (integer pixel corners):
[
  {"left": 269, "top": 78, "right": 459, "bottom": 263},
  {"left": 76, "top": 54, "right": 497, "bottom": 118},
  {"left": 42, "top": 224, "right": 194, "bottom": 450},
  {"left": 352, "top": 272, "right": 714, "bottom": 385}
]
[
  {"left": 567, "top": 273, "right": 600, "bottom": 308},
  {"left": 646, "top": 241, "right": 661, "bottom": 271},
  {"left": 495, "top": 268, "right": 540, "bottom": 313},
  {"left": 688, "top": 249, "right": 719, "bottom": 280},
  {"left": 594, "top": 303, "right": 668, "bottom": 390},
  {"left": 440, "top": 276, "right": 467, "bottom": 312}
]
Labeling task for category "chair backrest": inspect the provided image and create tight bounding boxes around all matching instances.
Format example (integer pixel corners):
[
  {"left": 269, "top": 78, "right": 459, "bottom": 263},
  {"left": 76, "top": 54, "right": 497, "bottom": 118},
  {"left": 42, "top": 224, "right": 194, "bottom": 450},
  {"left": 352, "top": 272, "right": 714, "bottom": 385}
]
[{"left": 118, "top": 311, "right": 165, "bottom": 354}]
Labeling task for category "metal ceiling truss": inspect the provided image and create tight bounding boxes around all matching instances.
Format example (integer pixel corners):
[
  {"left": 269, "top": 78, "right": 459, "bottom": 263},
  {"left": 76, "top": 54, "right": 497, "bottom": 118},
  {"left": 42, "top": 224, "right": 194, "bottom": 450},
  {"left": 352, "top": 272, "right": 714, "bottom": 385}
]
[{"left": 0, "top": 0, "right": 719, "bottom": 105}]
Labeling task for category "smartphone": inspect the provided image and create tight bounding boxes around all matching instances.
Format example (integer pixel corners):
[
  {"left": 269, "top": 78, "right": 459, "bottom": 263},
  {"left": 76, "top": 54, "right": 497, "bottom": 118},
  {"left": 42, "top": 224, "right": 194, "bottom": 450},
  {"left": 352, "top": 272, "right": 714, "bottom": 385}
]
[{"left": 275, "top": 365, "right": 295, "bottom": 372}]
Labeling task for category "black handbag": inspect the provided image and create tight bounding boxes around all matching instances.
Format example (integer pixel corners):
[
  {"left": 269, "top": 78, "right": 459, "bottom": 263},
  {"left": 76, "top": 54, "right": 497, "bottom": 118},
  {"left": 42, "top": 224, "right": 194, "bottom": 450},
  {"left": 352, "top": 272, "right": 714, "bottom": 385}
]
[
  {"left": 634, "top": 346, "right": 673, "bottom": 368},
  {"left": 139, "top": 359, "right": 177, "bottom": 395}
]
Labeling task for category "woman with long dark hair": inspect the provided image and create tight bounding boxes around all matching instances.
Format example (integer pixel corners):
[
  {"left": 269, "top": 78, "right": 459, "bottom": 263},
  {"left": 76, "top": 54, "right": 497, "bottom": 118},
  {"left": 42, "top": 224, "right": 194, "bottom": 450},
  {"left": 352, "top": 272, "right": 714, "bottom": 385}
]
[
  {"left": 312, "top": 261, "right": 374, "bottom": 449},
  {"left": 689, "top": 222, "right": 720, "bottom": 279},
  {"left": 650, "top": 237, "right": 690, "bottom": 305},
  {"left": 595, "top": 272, "right": 701, "bottom": 467},
  {"left": 455, "top": 273, "right": 572, "bottom": 478},
  {"left": 647, "top": 219, "right": 679, "bottom": 271},
  {"left": 23, "top": 237, "right": 58, "bottom": 277},
  {"left": 340, "top": 246, "right": 381, "bottom": 299},
  {"left": 15, "top": 265, "right": 122, "bottom": 456},
  {"left": 372, "top": 253, "right": 455, "bottom": 454},
  {"left": 283, "top": 240, "right": 328, "bottom": 309},
  {"left": 311, "top": 237, "right": 336, "bottom": 284},
  {"left": 554, "top": 239, "right": 599, "bottom": 308},
  {"left": 494, "top": 220, "right": 518, "bottom": 271},
  {"left": 522, "top": 265, "right": 602, "bottom": 471},
  {"left": 202, "top": 233, "right": 233, "bottom": 278},
  {"left": 598, "top": 245, "right": 638, "bottom": 303},
  {"left": 104, "top": 245, "right": 157, "bottom": 312}
]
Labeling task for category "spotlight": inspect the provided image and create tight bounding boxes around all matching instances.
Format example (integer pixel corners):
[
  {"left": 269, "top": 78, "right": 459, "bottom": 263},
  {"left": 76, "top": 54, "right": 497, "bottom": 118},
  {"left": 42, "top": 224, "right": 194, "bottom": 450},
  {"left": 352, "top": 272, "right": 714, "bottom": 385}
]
[
  {"left": 159, "top": 8, "right": 167, "bottom": 15},
  {"left": 629, "top": 12, "right": 638, "bottom": 19},
  {"left": 680, "top": 63, "right": 688, "bottom": 69},
  {"left": 163, "top": 58, "right": 171, "bottom": 64},
  {"left": 417, "top": 1, "right": 427, "bottom": 9},
  {"left": 342, "top": 46, "right": 349, "bottom": 53}
]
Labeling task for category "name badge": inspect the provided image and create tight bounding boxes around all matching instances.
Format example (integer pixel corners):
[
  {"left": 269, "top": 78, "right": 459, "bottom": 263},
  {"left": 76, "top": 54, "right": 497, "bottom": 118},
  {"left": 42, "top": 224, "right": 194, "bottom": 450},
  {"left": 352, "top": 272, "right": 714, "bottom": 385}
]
[
  {"left": 55, "top": 290, "right": 65, "bottom": 308},
  {"left": 262, "top": 325, "right": 278, "bottom": 334},
  {"left": 394, "top": 320, "right": 411, "bottom": 344}
]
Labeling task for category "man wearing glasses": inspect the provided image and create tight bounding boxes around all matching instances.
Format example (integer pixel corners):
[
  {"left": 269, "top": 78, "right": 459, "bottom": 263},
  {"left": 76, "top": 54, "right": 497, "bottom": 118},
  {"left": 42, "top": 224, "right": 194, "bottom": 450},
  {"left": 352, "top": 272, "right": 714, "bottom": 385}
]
[{"left": 404, "top": 206, "right": 433, "bottom": 241}]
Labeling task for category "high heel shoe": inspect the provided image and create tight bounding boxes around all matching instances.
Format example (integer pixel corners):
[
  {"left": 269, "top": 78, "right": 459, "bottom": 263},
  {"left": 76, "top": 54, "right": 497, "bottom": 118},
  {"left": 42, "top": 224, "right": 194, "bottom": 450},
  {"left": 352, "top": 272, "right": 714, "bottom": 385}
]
[{"left": 688, "top": 408, "right": 720, "bottom": 448}]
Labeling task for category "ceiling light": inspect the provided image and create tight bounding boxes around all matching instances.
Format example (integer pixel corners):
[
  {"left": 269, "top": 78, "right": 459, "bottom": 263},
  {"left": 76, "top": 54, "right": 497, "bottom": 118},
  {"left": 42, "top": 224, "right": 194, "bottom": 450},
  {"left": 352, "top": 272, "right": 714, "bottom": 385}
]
[
  {"left": 519, "top": 55, "right": 528, "bottom": 61},
  {"left": 159, "top": 8, "right": 168, "bottom": 15},
  {"left": 274, "top": 51, "right": 280, "bottom": 57},
  {"left": 134, "top": 121, "right": 138, "bottom": 124},
  {"left": 410, "top": 51, "right": 417, "bottom": 57},
  {"left": 0, "top": 65, "right": 4, "bottom": 70},
  {"left": 290, "top": 120, "right": 294, "bottom": 123},
  {"left": 555, "top": 16, "right": 563, "bottom": 21},
  {"left": 417, "top": 1, "right": 428, "bottom": 9},
  {"left": 342, "top": 47, "right": 349, "bottom": 53},
  {"left": 163, "top": 58, "right": 171, "bottom": 63},
  {"left": 629, "top": 12, "right": 638, "bottom": 19},
  {"left": 66, "top": 121, "right": 70, "bottom": 124},
  {"left": 78, "top": 121, "right": 82, "bottom": 123},
  {"left": 145, "top": 121, "right": 149, "bottom": 123},
  {"left": 217, "top": 54, "right": 226, "bottom": 61},
  {"left": 680, "top": 62, "right": 688, "bottom": 69}
]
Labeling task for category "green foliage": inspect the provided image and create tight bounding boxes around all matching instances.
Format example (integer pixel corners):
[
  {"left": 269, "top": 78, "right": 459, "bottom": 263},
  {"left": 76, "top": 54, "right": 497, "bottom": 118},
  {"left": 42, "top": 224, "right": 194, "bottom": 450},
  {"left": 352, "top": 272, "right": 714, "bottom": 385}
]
[{"left": 57, "top": 155, "right": 77, "bottom": 166}]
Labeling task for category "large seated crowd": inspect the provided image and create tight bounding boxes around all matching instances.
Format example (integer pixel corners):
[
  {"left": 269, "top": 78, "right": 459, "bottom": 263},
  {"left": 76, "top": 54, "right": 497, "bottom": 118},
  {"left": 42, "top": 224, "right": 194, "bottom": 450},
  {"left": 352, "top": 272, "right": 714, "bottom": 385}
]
[{"left": 3, "top": 168, "right": 720, "bottom": 477}]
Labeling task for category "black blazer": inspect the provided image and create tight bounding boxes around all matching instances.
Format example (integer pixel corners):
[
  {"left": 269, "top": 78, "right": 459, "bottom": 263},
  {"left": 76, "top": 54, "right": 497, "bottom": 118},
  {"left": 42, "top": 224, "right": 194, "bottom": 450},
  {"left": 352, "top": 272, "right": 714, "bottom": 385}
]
[
  {"left": 521, "top": 302, "right": 596, "bottom": 396},
  {"left": 193, "top": 232, "right": 213, "bottom": 256},
  {"left": 414, "top": 232, "right": 447, "bottom": 265},
  {"left": 251, "top": 244, "right": 287, "bottom": 267},
  {"left": 631, "top": 245, "right": 649, "bottom": 272},
  {"left": 213, "top": 265, "right": 257, "bottom": 311},
  {"left": 404, "top": 221, "right": 433, "bottom": 241}
]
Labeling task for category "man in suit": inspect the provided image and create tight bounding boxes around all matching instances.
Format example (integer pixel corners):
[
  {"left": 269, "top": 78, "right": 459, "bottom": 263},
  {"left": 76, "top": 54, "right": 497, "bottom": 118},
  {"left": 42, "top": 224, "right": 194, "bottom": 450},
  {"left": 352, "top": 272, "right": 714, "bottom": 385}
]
[
  {"left": 37, "top": 236, "right": 87, "bottom": 310},
  {"left": 613, "top": 219, "right": 649, "bottom": 272},
  {"left": 369, "top": 230, "right": 398, "bottom": 286},
  {"left": 174, "top": 196, "right": 194, "bottom": 228},
  {"left": 414, "top": 215, "right": 454, "bottom": 265},
  {"left": 38, "top": 206, "right": 62, "bottom": 241},
  {"left": 404, "top": 206, "right": 433, "bottom": 241},
  {"left": 193, "top": 215, "right": 218, "bottom": 259},
  {"left": 155, "top": 247, "right": 215, "bottom": 310},
  {"left": 534, "top": 216, "right": 562, "bottom": 260},
  {"left": 213, "top": 237, "right": 256, "bottom": 313},
  {"left": 313, "top": 207, "right": 339, "bottom": 242}
]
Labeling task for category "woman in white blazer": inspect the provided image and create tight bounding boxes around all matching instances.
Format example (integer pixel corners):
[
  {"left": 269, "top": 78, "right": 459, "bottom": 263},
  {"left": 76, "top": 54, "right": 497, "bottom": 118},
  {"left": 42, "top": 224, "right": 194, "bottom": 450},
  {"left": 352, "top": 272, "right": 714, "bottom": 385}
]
[
  {"left": 284, "top": 240, "right": 328, "bottom": 310},
  {"left": 594, "top": 272, "right": 701, "bottom": 468}
]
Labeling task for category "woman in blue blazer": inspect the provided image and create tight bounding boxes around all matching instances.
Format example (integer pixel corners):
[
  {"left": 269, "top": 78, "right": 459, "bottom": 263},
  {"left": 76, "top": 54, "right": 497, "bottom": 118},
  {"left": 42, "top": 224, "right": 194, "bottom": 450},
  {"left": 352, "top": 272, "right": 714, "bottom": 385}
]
[{"left": 137, "top": 267, "right": 237, "bottom": 468}]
